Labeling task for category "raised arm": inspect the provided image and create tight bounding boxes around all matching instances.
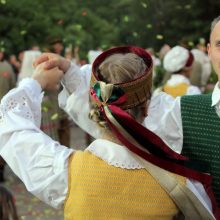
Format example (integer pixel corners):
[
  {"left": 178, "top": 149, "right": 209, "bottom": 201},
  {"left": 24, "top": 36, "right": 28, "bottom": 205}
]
[
  {"left": 0, "top": 65, "right": 73, "bottom": 208},
  {"left": 35, "top": 53, "right": 102, "bottom": 139}
]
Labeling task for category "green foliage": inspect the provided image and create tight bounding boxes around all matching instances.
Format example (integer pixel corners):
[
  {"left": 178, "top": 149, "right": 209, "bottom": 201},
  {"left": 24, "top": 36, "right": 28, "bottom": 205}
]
[{"left": 0, "top": 0, "right": 220, "bottom": 55}]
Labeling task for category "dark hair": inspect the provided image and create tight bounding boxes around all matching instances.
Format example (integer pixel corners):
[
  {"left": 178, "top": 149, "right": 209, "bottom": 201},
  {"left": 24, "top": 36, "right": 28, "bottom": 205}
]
[{"left": 0, "top": 185, "right": 19, "bottom": 220}]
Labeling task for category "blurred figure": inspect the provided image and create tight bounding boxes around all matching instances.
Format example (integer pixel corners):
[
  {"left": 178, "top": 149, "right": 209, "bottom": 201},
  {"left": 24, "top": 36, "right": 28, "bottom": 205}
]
[
  {"left": 88, "top": 49, "right": 102, "bottom": 64},
  {"left": 47, "top": 37, "right": 71, "bottom": 147},
  {"left": 18, "top": 50, "right": 59, "bottom": 140},
  {"left": 48, "top": 37, "right": 64, "bottom": 55},
  {"left": 0, "top": 50, "right": 16, "bottom": 182},
  {"left": 158, "top": 44, "right": 171, "bottom": 61},
  {"left": 80, "top": 59, "right": 87, "bottom": 66},
  {"left": 154, "top": 46, "right": 201, "bottom": 97},
  {"left": 197, "top": 38, "right": 207, "bottom": 53},
  {"left": 18, "top": 51, "right": 24, "bottom": 64},
  {"left": 0, "top": 185, "right": 19, "bottom": 220},
  {"left": 18, "top": 50, "right": 41, "bottom": 81},
  {"left": 146, "top": 47, "right": 161, "bottom": 67},
  {"left": 0, "top": 50, "right": 16, "bottom": 98},
  {"left": 191, "top": 48, "right": 212, "bottom": 92},
  {"left": 31, "top": 45, "right": 40, "bottom": 51},
  {"left": 152, "top": 44, "right": 171, "bottom": 89},
  {"left": 40, "top": 91, "right": 60, "bottom": 141},
  {"left": 65, "top": 45, "right": 80, "bottom": 66},
  {"left": 146, "top": 48, "right": 162, "bottom": 90},
  {"left": 8, "top": 54, "right": 21, "bottom": 79}
]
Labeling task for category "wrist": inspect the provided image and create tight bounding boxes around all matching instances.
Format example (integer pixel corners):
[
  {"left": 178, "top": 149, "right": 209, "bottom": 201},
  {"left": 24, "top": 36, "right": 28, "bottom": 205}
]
[
  {"left": 19, "top": 78, "right": 42, "bottom": 95},
  {"left": 32, "top": 75, "right": 46, "bottom": 90}
]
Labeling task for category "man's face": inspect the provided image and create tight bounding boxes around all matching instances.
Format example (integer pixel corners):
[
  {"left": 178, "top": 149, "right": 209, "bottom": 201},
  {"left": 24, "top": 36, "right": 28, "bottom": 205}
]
[{"left": 208, "top": 21, "right": 220, "bottom": 81}]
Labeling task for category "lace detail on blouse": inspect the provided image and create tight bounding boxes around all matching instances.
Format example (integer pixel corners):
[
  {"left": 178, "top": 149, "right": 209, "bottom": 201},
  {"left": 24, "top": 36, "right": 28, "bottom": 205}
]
[
  {"left": 0, "top": 88, "right": 42, "bottom": 127},
  {"left": 87, "top": 140, "right": 144, "bottom": 170}
]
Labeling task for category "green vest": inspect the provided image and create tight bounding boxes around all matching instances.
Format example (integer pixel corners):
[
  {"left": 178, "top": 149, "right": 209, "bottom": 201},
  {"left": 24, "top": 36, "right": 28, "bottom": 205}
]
[{"left": 181, "top": 94, "right": 220, "bottom": 207}]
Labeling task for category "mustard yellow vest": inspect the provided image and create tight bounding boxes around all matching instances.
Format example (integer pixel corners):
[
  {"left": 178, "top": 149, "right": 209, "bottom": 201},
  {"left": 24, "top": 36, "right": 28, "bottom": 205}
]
[
  {"left": 163, "top": 82, "right": 189, "bottom": 98},
  {"left": 64, "top": 150, "right": 185, "bottom": 219}
]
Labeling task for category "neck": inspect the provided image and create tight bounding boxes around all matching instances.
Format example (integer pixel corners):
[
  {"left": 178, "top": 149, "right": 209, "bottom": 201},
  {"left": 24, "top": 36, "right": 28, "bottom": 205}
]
[
  {"left": 100, "top": 128, "right": 122, "bottom": 145},
  {"left": 100, "top": 126, "right": 143, "bottom": 150}
]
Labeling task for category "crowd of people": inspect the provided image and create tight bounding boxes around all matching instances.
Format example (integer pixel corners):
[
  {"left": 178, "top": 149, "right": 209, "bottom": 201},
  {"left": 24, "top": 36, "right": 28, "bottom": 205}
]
[{"left": 0, "top": 15, "right": 219, "bottom": 219}]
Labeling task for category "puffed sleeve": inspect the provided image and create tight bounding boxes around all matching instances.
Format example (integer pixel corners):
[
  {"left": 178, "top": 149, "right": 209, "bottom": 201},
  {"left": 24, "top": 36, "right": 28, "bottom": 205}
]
[
  {"left": 0, "top": 78, "right": 74, "bottom": 208},
  {"left": 143, "top": 92, "right": 183, "bottom": 154},
  {"left": 58, "top": 63, "right": 101, "bottom": 139}
]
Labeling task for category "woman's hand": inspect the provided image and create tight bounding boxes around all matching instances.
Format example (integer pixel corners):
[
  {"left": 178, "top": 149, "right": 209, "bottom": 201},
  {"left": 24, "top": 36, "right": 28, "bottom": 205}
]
[
  {"left": 33, "top": 53, "right": 71, "bottom": 73},
  {"left": 32, "top": 63, "right": 64, "bottom": 90}
]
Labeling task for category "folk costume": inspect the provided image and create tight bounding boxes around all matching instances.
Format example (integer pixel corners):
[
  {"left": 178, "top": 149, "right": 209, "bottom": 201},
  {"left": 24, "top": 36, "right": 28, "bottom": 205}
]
[
  {"left": 0, "top": 46, "right": 219, "bottom": 219},
  {"left": 162, "top": 74, "right": 201, "bottom": 97},
  {"left": 154, "top": 46, "right": 201, "bottom": 97},
  {"left": 62, "top": 46, "right": 220, "bottom": 211}
]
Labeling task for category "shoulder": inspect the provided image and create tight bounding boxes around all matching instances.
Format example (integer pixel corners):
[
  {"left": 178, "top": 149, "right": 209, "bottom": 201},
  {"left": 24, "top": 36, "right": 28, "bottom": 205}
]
[
  {"left": 84, "top": 139, "right": 144, "bottom": 169},
  {"left": 149, "top": 91, "right": 180, "bottom": 112},
  {"left": 187, "top": 85, "right": 201, "bottom": 95},
  {"left": 181, "top": 94, "right": 212, "bottom": 107}
]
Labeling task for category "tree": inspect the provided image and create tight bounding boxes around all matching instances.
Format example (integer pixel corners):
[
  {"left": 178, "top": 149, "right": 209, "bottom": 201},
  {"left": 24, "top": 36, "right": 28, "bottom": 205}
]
[{"left": 0, "top": 0, "right": 220, "bottom": 56}]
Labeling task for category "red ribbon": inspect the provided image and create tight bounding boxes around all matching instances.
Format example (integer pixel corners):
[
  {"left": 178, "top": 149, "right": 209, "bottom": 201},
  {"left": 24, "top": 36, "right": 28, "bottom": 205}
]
[{"left": 90, "top": 86, "right": 220, "bottom": 219}]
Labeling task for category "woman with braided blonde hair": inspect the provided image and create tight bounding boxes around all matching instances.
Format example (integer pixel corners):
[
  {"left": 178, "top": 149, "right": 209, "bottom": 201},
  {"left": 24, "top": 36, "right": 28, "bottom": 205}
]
[
  {"left": 0, "top": 46, "right": 219, "bottom": 219},
  {"left": 89, "top": 52, "right": 148, "bottom": 128}
]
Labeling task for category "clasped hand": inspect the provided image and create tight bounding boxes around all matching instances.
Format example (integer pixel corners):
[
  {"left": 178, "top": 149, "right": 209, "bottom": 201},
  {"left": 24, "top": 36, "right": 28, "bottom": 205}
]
[{"left": 32, "top": 53, "right": 71, "bottom": 90}]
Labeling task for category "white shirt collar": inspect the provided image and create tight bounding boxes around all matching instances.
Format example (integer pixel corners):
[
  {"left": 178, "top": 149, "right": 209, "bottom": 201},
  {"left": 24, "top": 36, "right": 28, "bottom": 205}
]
[
  {"left": 86, "top": 139, "right": 144, "bottom": 169},
  {"left": 211, "top": 82, "right": 220, "bottom": 106},
  {"left": 166, "top": 74, "right": 190, "bottom": 86}
]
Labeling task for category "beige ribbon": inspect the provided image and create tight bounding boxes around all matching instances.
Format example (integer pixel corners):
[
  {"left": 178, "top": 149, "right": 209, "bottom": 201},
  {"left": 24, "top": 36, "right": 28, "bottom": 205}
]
[
  {"left": 134, "top": 155, "right": 216, "bottom": 220},
  {"left": 99, "top": 81, "right": 114, "bottom": 103},
  {"left": 103, "top": 106, "right": 150, "bottom": 154}
]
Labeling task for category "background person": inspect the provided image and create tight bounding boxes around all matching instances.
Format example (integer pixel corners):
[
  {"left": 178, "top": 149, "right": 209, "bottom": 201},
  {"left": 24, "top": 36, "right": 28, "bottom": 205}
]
[
  {"left": 0, "top": 49, "right": 16, "bottom": 182},
  {"left": 154, "top": 45, "right": 201, "bottom": 97}
]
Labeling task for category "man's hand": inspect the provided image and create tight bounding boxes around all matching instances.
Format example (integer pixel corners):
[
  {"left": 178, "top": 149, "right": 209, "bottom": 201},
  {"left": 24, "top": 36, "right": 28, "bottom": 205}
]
[
  {"left": 32, "top": 63, "right": 64, "bottom": 90},
  {"left": 33, "top": 53, "right": 71, "bottom": 73}
]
